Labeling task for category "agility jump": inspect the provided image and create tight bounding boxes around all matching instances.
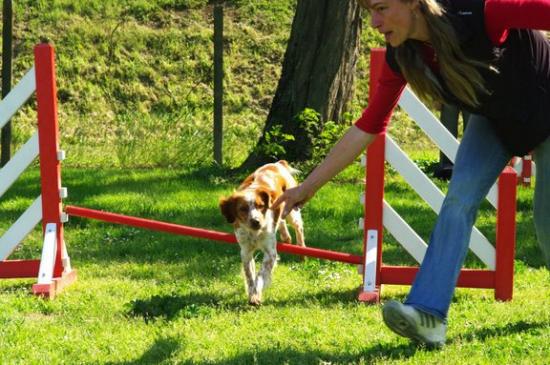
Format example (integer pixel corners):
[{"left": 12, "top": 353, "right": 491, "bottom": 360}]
[
  {"left": 0, "top": 43, "right": 517, "bottom": 301},
  {"left": 0, "top": 43, "right": 75, "bottom": 298},
  {"left": 358, "top": 49, "right": 517, "bottom": 303}
]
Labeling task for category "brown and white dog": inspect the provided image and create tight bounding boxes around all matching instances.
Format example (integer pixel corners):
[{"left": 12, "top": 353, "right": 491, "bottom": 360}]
[{"left": 219, "top": 160, "right": 305, "bottom": 305}]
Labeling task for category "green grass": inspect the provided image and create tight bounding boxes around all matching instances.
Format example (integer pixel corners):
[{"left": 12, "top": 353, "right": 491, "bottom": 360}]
[{"left": 0, "top": 165, "right": 548, "bottom": 364}]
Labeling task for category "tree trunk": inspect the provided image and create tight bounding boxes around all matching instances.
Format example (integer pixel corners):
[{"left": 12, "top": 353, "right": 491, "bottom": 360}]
[{"left": 239, "top": 0, "right": 362, "bottom": 170}]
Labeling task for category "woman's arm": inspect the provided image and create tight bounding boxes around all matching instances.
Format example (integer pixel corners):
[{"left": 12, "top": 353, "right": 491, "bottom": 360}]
[
  {"left": 485, "top": 0, "right": 550, "bottom": 44},
  {"left": 274, "top": 126, "right": 376, "bottom": 217},
  {"left": 355, "top": 60, "right": 406, "bottom": 134}
]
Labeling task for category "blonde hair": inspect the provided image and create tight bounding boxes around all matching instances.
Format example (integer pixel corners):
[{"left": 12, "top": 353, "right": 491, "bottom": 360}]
[{"left": 360, "top": 0, "right": 491, "bottom": 107}]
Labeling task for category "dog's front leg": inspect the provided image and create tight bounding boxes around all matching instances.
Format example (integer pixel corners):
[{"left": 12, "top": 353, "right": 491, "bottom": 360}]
[
  {"left": 287, "top": 209, "right": 305, "bottom": 247},
  {"left": 278, "top": 220, "right": 292, "bottom": 243},
  {"left": 240, "top": 247, "right": 257, "bottom": 304},
  {"left": 254, "top": 245, "right": 277, "bottom": 305}
]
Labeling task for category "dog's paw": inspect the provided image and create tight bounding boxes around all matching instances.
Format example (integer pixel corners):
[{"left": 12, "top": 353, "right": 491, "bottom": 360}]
[{"left": 248, "top": 294, "right": 262, "bottom": 306}]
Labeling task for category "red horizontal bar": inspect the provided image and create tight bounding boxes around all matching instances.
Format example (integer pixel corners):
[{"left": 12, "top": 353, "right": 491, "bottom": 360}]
[
  {"left": 380, "top": 265, "right": 495, "bottom": 288},
  {"left": 0, "top": 259, "right": 41, "bottom": 278},
  {"left": 65, "top": 205, "right": 363, "bottom": 265},
  {"left": 66, "top": 205, "right": 236, "bottom": 243},
  {"left": 277, "top": 242, "right": 362, "bottom": 264}
]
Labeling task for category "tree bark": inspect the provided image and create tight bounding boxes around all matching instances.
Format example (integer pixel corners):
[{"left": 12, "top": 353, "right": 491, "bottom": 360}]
[{"left": 239, "top": 0, "right": 362, "bottom": 170}]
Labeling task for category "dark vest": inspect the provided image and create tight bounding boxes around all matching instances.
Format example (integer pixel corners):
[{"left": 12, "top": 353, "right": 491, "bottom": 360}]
[{"left": 386, "top": 0, "right": 550, "bottom": 155}]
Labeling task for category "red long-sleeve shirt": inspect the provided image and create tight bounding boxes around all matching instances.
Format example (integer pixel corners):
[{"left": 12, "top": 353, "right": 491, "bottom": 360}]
[{"left": 354, "top": 0, "right": 550, "bottom": 134}]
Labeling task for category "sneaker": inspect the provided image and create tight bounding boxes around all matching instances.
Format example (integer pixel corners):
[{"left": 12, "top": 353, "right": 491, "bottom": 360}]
[{"left": 382, "top": 300, "right": 447, "bottom": 348}]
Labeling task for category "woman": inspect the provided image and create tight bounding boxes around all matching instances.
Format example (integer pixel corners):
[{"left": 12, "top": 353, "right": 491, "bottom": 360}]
[{"left": 273, "top": 0, "right": 550, "bottom": 348}]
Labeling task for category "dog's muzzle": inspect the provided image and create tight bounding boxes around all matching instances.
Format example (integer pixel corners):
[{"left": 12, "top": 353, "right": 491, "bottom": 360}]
[{"left": 249, "top": 218, "right": 261, "bottom": 230}]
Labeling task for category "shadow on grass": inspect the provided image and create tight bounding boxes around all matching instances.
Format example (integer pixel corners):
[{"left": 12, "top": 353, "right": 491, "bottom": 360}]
[
  {"left": 115, "top": 320, "right": 549, "bottom": 364},
  {"left": 175, "top": 342, "right": 424, "bottom": 365},
  {"left": 63, "top": 166, "right": 243, "bottom": 202},
  {"left": 0, "top": 280, "right": 35, "bottom": 295},
  {"left": 103, "top": 335, "right": 421, "bottom": 365},
  {"left": 127, "top": 291, "right": 229, "bottom": 323},
  {"left": 104, "top": 336, "right": 180, "bottom": 365},
  {"left": 126, "top": 287, "right": 377, "bottom": 323},
  {"left": 450, "top": 319, "right": 549, "bottom": 344}
]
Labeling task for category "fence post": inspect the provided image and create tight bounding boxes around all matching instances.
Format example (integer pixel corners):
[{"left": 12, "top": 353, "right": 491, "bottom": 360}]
[
  {"left": 1, "top": 0, "right": 13, "bottom": 167},
  {"left": 213, "top": 5, "right": 224, "bottom": 165}
]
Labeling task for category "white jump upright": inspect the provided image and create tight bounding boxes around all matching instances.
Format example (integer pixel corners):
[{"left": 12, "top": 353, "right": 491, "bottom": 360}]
[
  {"left": 357, "top": 49, "right": 517, "bottom": 303},
  {"left": 0, "top": 42, "right": 76, "bottom": 298}
]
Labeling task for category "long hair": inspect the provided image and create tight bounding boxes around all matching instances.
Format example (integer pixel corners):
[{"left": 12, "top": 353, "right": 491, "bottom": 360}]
[{"left": 360, "top": 0, "right": 491, "bottom": 107}]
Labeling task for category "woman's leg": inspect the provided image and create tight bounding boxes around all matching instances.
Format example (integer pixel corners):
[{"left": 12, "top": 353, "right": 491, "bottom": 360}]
[
  {"left": 404, "top": 114, "right": 512, "bottom": 319},
  {"left": 533, "top": 136, "right": 550, "bottom": 269}
]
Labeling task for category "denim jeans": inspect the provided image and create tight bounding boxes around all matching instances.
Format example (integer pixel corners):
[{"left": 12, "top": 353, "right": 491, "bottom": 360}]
[{"left": 404, "top": 114, "right": 550, "bottom": 320}]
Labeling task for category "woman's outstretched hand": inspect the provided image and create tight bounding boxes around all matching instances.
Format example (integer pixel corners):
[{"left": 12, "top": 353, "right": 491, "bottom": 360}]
[
  {"left": 272, "top": 185, "right": 315, "bottom": 218},
  {"left": 271, "top": 126, "right": 376, "bottom": 218}
]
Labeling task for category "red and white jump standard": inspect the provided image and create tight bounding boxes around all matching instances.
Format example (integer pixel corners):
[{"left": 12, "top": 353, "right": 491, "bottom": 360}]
[
  {"left": 0, "top": 43, "right": 76, "bottom": 298},
  {"left": 357, "top": 49, "right": 517, "bottom": 303}
]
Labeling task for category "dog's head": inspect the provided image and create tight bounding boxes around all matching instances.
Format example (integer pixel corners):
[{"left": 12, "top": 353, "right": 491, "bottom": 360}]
[{"left": 219, "top": 187, "right": 278, "bottom": 232}]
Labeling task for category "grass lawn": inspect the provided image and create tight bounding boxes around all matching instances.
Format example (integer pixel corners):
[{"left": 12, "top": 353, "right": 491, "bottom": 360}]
[{"left": 0, "top": 165, "right": 548, "bottom": 364}]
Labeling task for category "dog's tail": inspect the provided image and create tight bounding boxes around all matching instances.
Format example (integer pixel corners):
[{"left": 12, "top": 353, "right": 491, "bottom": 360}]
[{"left": 277, "top": 160, "right": 300, "bottom": 176}]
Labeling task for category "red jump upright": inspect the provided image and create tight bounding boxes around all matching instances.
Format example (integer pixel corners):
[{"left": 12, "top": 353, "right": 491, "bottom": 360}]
[
  {"left": 357, "top": 49, "right": 517, "bottom": 303},
  {"left": 32, "top": 43, "right": 76, "bottom": 297},
  {"left": 358, "top": 48, "right": 386, "bottom": 303},
  {"left": 0, "top": 43, "right": 76, "bottom": 298}
]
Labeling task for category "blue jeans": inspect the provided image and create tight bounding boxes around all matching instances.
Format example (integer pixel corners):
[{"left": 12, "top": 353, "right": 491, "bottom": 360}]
[{"left": 405, "top": 114, "right": 550, "bottom": 320}]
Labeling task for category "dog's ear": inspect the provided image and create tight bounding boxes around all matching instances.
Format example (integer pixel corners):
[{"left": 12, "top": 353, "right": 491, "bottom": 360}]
[
  {"left": 257, "top": 188, "right": 273, "bottom": 208},
  {"left": 219, "top": 196, "right": 237, "bottom": 224},
  {"left": 258, "top": 188, "right": 283, "bottom": 220}
]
